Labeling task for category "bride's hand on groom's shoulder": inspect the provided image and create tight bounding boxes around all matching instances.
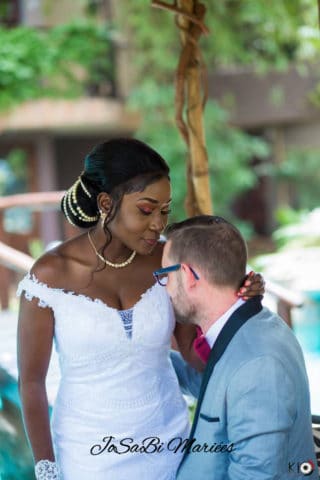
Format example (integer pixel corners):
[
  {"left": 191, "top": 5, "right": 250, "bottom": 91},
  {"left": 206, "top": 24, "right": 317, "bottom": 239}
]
[{"left": 238, "top": 271, "right": 265, "bottom": 300}]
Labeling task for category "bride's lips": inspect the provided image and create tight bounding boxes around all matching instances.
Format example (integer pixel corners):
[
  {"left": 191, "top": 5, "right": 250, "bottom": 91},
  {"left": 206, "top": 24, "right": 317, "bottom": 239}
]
[{"left": 143, "top": 238, "right": 158, "bottom": 247}]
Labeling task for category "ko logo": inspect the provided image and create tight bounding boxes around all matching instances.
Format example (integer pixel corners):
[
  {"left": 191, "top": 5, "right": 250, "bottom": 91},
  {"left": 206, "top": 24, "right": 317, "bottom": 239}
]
[
  {"left": 288, "top": 460, "right": 315, "bottom": 476},
  {"left": 299, "top": 460, "right": 315, "bottom": 476}
]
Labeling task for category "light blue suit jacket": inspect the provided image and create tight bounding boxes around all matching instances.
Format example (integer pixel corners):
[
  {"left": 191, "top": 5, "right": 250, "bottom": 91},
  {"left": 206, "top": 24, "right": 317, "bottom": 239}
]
[{"left": 171, "top": 298, "right": 318, "bottom": 479}]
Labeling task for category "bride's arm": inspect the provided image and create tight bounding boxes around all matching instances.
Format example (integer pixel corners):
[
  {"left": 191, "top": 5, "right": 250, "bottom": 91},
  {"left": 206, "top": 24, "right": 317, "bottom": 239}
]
[
  {"left": 17, "top": 286, "right": 55, "bottom": 463},
  {"left": 173, "top": 322, "right": 206, "bottom": 372}
]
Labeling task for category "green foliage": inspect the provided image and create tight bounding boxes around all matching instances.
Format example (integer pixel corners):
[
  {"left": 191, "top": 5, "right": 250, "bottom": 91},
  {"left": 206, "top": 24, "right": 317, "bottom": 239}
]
[
  {"left": 275, "top": 206, "right": 307, "bottom": 227},
  {"left": 2, "top": 1, "right": 318, "bottom": 228},
  {"left": 121, "top": 0, "right": 316, "bottom": 228},
  {"left": 272, "top": 208, "right": 320, "bottom": 249},
  {"left": 0, "top": 1, "right": 13, "bottom": 23},
  {"left": 204, "top": 101, "right": 270, "bottom": 217},
  {"left": 203, "top": 0, "right": 317, "bottom": 69},
  {"left": 29, "top": 238, "right": 45, "bottom": 259},
  {"left": 0, "top": 149, "right": 27, "bottom": 195},
  {"left": 129, "top": 83, "right": 269, "bottom": 224},
  {"left": 271, "top": 148, "right": 320, "bottom": 210},
  {"left": 119, "top": 0, "right": 318, "bottom": 76},
  {"left": 0, "top": 149, "right": 33, "bottom": 234},
  {"left": 0, "top": 21, "right": 113, "bottom": 110},
  {"left": 5, "top": 149, "right": 27, "bottom": 182}
]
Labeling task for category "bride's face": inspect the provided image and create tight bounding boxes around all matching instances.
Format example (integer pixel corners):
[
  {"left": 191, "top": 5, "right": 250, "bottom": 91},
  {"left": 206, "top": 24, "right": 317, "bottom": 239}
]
[{"left": 108, "top": 177, "right": 171, "bottom": 254}]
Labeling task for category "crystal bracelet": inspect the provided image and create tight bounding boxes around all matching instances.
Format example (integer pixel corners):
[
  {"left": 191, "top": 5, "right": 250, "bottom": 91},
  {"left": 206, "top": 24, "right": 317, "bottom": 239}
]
[{"left": 34, "top": 460, "right": 61, "bottom": 480}]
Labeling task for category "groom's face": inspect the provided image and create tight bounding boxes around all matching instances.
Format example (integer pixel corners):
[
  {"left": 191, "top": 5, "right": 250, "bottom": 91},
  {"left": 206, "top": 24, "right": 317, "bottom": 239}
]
[{"left": 162, "top": 241, "right": 196, "bottom": 324}]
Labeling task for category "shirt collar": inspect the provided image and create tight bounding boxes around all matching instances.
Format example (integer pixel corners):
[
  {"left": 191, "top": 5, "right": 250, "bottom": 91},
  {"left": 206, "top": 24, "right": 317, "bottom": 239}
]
[{"left": 205, "top": 298, "right": 245, "bottom": 349}]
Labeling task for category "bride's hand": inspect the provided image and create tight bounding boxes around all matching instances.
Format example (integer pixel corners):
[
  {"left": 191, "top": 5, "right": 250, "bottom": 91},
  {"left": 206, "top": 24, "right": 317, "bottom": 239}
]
[{"left": 237, "top": 271, "right": 265, "bottom": 300}]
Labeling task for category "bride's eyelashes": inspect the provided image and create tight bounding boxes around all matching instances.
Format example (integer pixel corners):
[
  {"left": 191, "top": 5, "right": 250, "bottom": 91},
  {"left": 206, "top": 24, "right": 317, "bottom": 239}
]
[
  {"left": 138, "top": 208, "right": 171, "bottom": 216},
  {"left": 138, "top": 207, "right": 152, "bottom": 215}
]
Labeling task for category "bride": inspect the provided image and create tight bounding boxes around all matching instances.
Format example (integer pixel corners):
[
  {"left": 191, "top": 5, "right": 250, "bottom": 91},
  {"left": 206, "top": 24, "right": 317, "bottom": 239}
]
[{"left": 17, "top": 138, "right": 263, "bottom": 479}]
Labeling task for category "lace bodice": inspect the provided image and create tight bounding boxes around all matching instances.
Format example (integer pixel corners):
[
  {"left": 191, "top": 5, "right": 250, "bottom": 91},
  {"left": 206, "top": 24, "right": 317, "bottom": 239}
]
[
  {"left": 17, "top": 273, "right": 175, "bottom": 366},
  {"left": 118, "top": 308, "right": 133, "bottom": 338}
]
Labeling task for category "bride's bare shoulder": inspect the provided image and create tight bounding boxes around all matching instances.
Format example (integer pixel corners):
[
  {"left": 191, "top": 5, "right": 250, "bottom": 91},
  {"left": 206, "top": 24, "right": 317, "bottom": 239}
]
[{"left": 30, "top": 234, "right": 87, "bottom": 288}]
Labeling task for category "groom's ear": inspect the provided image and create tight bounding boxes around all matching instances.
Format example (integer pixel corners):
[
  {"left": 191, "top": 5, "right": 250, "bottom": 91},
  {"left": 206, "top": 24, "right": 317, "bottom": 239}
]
[{"left": 181, "top": 263, "right": 198, "bottom": 291}]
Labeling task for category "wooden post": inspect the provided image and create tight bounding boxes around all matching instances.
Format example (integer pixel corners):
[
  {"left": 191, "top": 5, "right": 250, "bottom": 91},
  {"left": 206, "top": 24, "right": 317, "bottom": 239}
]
[
  {"left": 178, "top": 0, "right": 212, "bottom": 216},
  {"left": 152, "top": 0, "right": 212, "bottom": 216}
]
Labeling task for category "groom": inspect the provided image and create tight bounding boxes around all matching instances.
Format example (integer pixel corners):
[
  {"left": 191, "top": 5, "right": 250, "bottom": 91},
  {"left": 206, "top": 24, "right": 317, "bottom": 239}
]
[{"left": 160, "top": 216, "right": 317, "bottom": 479}]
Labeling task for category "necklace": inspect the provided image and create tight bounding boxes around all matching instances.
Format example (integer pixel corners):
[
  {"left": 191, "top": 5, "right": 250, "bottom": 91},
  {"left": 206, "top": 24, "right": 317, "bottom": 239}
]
[{"left": 87, "top": 230, "right": 136, "bottom": 268}]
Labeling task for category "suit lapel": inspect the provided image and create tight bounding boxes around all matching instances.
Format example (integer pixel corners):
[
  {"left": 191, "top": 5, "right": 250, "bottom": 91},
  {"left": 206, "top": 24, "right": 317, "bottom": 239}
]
[{"left": 185, "top": 296, "right": 263, "bottom": 454}]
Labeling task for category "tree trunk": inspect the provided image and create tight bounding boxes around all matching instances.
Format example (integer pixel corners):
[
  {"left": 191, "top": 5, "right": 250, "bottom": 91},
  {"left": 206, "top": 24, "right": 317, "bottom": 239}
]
[
  {"left": 152, "top": 0, "right": 212, "bottom": 215},
  {"left": 177, "top": 0, "right": 212, "bottom": 216}
]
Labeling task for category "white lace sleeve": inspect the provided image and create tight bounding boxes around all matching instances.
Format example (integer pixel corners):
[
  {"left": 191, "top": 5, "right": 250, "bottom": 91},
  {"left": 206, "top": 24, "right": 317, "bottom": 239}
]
[{"left": 17, "top": 273, "right": 55, "bottom": 309}]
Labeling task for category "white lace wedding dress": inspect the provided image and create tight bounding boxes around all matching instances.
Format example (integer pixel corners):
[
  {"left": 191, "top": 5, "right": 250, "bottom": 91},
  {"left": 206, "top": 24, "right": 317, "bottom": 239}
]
[{"left": 17, "top": 274, "right": 190, "bottom": 480}]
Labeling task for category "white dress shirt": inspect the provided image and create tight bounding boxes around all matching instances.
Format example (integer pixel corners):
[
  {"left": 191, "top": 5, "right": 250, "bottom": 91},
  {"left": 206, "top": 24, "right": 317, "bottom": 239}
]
[{"left": 205, "top": 298, "right": 245, "bottom": 349}]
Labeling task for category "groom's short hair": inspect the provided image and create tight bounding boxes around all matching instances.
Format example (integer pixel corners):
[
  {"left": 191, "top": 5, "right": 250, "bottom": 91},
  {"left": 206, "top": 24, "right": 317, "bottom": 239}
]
[{"left": 166, "top": 216, "right": 247, "bottom": 290}]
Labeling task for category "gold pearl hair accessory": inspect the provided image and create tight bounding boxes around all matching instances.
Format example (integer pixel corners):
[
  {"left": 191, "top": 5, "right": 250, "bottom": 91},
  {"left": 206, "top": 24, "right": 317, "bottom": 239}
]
[
  {"left": 62, "top": 192, "right": 77, "bottom": 226},
  {"left": 87, "top": 230, "right": 136, "bottom": 268},
  {"left": 79, "top": 173, "right": 92, "bottom": 198},
  {"left": 63, "top": 173, "right": 99, "bottom": 225}
]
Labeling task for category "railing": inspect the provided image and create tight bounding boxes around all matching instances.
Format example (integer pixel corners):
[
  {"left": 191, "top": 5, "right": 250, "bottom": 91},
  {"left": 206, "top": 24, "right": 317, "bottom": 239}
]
[
  {"left": 0, "top": 192, "right": 305, "bottom": 323},
  {"left": 0, "top": 192, "right": 64, "bottom": 273},
  {"left": 0, "top": 192, "right": 65, "bottom": 308}
]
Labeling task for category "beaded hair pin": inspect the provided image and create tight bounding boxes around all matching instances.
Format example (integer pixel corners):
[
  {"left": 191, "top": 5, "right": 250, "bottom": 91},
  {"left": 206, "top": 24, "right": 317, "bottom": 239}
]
[{"left": 63, "top": 172, "right": 99, "bottom": 226}]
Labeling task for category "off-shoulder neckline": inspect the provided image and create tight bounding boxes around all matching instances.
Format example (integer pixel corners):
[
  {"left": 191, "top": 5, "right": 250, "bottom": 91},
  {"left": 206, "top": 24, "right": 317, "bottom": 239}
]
[{"left": 20, "top": 273, "right": 160, "bottom": 313}]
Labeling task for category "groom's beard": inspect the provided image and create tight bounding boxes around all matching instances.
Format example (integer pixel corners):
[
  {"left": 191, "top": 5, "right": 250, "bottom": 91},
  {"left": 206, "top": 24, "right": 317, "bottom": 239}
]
[
  {"left": 174, "top": 308, "right": 196, "bottom": 325},
  {"left": 171, "top": 281, "right": 197, "bottom": 325}
]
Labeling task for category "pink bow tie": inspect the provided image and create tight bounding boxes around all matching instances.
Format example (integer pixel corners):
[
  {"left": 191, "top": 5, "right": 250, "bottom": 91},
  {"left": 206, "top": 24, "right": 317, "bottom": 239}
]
[{"left": 193, "top": 325, "right": 211, "bottom": 363}]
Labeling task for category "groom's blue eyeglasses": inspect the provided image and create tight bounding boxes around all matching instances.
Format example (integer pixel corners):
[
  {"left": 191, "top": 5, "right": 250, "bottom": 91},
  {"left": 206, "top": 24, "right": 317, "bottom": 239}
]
[{"left": 153, "top": 264, "right": 200, "bottom": 286}]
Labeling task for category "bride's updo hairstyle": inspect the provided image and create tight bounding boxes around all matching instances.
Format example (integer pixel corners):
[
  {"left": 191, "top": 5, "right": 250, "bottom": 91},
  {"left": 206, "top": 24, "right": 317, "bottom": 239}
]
[{"left": 61, "top": 138, "right": 170, "bottom": 231}]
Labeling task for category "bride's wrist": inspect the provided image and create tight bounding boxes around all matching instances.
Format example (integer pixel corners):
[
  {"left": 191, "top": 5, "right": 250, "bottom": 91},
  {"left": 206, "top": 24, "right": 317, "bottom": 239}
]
[{"left": 34, "top": 459, "right": 61, "bottom": 479}]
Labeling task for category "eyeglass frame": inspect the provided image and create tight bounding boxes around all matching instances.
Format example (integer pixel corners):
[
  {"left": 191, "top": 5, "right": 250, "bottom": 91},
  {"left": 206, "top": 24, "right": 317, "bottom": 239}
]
[{"left": 153, "top": 263, "right": 200, "bottom": 286}]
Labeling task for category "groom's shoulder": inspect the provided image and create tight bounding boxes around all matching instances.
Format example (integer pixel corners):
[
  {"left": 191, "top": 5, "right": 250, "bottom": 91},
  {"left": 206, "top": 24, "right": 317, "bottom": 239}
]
[
  {"left": 247, "top": 305, "right": 294, "bottom": 337},
  {"left": 236, "top": 306, "right": 302, "bottom": 359}
]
